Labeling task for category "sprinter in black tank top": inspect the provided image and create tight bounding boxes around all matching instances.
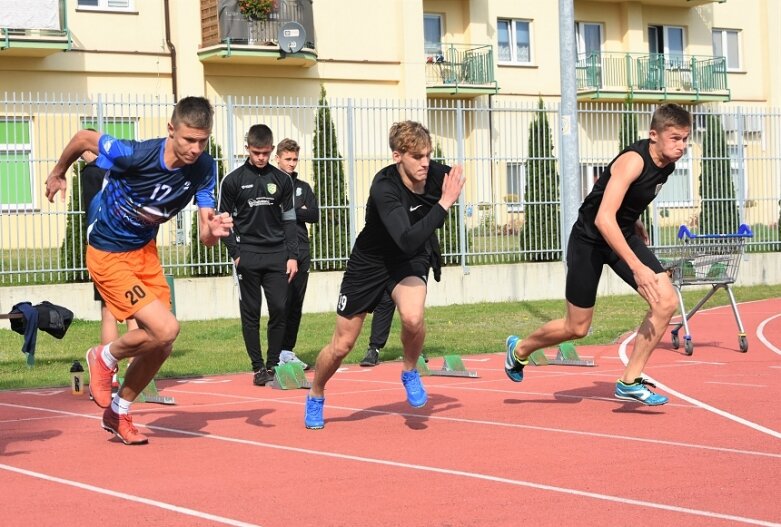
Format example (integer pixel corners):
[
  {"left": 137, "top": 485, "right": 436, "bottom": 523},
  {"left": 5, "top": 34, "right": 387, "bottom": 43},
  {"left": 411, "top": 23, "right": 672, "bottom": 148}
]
[{"left": 505, "top": 103, "right": 692, "bottom": 406}]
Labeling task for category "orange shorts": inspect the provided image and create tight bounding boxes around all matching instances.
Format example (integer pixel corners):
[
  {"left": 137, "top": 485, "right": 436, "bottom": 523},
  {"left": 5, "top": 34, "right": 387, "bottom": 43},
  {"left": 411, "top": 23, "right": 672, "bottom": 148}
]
[{"left": 87, "top": 241, "right": 171, "bottom": 322}]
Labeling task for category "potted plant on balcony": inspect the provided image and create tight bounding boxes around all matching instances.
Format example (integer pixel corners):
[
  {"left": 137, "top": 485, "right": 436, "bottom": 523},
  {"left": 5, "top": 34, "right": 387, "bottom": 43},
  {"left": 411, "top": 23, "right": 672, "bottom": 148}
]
[
  {"left": 238, "top": 0, "right": 276, "bottom": 21},
  {"left": 238, "top": 0, "right": 277, "bottom": 44}
]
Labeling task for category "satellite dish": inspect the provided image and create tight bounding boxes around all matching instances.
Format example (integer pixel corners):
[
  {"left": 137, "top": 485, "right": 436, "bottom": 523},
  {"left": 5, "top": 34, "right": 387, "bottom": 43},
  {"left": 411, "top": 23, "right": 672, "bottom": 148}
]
[{"left": 278, "top": 21, "right": 306, "bottom": 54}]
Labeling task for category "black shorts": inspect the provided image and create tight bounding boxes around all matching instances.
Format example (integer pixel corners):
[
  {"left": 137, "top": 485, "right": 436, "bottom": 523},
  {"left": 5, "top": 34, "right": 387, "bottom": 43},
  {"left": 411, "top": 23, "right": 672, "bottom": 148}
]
[
  {"left": 93, "top": 282, "right": 104, "bottom": 303},
  {"left": 565, "top": 232, "right": 664, "bottom": 309},
  {"left": 336, "top": 251, "right": 429, "bottom": 317}
]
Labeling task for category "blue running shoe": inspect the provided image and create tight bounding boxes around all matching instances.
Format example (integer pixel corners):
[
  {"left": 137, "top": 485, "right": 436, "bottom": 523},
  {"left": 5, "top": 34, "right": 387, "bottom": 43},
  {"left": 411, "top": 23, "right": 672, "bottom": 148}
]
[
  {"left": 304, "top": 394, "right": 325, "bottom": 429},
  {"left": 615, "top": 378, "right": 668, "bottom": 406},
  {"left": 504, "top": 335, "right": 528, "bottom": 382},
  {"left": 401, "top": 369, "right": 427, "bottom": 408}
]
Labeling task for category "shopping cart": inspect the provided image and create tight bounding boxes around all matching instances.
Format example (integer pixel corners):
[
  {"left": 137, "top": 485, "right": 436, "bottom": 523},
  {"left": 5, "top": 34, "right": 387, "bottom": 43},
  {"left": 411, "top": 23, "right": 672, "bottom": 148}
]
[{"left": 653, "top": 223, "right": 753, "bottom": 356}]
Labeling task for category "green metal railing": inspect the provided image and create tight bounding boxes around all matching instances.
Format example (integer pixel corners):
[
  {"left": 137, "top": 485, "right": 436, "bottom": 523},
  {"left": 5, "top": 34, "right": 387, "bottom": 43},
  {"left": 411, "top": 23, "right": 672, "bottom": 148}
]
[
  {"left": 576, "top": 52, "right": 728, "bottom": 99},
  {"left": 425, "top": 43, "right": 497, "bottom": 91}
]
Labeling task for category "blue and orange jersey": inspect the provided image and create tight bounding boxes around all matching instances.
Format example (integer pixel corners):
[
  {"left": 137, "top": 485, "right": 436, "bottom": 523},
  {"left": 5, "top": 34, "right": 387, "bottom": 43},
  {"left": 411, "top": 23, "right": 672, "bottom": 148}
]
[{"left": 87, "top": 134, "right": 216, "bottom": 252}]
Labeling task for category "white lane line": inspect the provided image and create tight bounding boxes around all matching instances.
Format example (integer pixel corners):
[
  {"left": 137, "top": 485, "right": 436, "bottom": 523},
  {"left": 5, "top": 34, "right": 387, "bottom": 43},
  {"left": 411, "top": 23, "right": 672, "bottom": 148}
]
[
  {"left": 757, "top": 313, "right": 781, "bottom": 356},
  {"left": 1, "top": 413, "right": 778, "bottom": 527},
  {"left": 0, "top": 463, "right": 262, "bottom": 527},
  {"left": 617, "top": 333, "right": 781, "bottom": 440},
  {"left": 4, "top": 400, "right": 779, "bottom": 460},
  {"left": 704, "top": 381, "right": 766, "bottom": 388}
]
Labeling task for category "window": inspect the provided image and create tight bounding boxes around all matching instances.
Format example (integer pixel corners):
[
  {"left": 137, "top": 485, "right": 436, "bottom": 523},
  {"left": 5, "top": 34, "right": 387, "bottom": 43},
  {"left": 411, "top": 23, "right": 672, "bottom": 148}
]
[
  {"left": 576, "top": 22, "right": 602, "bottom": 57},
  {"left": 497, "top": 19, "right": 531, "bottom": 64},
  {"left": 77, "top": 0, "right": 133, "bottom": 11},
  {"left": 579, "top": 164, "right": 606, "bottom": 201},
  {"left": 728, "top": 144, "right": 747, "bottom": 201},
  {"left": 712, "top": 29, "right": 741, "bottom": 71},
  {"left": 80, "top": 118, "right": 137, "bottom": 140},
  {"left": 0, "top": 119, "right": 33, "bottom": 210},
  {"left": 506, "top": 162, "right": 525, "bottom": 212},
  {"left": 656, "top": 149, "right": 693, "bottom": 207},
  {"left": 649, "top": 25, "right": 685, "bottom": 66},
  {"left": 424, "top": 14, "right": 443, "bottom": 55}
]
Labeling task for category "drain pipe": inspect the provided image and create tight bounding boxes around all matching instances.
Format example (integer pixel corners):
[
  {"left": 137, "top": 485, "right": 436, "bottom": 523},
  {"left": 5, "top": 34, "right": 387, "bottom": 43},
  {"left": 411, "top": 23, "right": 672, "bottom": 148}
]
[{"left": 163, "top": 0, "right": 178, "bottom": 101}]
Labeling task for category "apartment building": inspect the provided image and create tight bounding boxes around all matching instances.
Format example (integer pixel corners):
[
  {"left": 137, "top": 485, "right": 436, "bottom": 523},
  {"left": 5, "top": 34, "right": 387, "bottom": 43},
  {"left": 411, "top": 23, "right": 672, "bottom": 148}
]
[
  {"left": 1, "top": 0, "right": 779, "bottom": 264},
  {"left": 1, "top": 1, "right": 777, "bottom": 104}
]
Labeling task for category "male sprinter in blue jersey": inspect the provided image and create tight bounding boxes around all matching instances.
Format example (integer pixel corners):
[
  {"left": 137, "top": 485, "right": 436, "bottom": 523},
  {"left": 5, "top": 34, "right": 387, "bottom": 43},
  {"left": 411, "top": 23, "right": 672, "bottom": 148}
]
[{"left": 46, "top": 97, "right": 233, "bottom": 445}]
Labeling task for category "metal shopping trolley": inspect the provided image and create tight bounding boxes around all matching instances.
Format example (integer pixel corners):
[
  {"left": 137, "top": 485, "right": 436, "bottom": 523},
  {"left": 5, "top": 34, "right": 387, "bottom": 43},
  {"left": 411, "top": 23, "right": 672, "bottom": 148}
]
[{"left": 653, "top": 224, "right": 753, "bottom": 356}]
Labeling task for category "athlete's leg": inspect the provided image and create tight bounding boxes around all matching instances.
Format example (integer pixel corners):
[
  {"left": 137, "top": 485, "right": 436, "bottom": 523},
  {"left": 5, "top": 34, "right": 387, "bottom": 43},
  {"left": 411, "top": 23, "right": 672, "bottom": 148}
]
[
  {"left": 261, "top": 251, "right": 289, "bottom": 370},
  {"left": 390, "top": 276, "right": 427, "bottom": 370},
  {"left": 621, "top": 272, "right": 677, "bottom": 382},
  {"left": 514, "top": 302, "right": 595, "bottom": 360},
  {"left": 236, "top": 252, "right": 264, "bottom": 372},
  {"left": 369, "top": 290, "right": 395, "bottom": 350},
  {"left": 310, "top": 313, "right": 366, "bottom": 398}
]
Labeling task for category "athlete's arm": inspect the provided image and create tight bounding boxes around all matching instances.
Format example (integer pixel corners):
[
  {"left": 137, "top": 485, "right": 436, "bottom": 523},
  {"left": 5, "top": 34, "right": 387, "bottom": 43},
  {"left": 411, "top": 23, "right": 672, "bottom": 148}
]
[
  {"left": 217, "top": 171, "right": 240, "bottom": 260},
  {"left": 198, "top": 208, "right": 233, "bottom": 246},
  {"left": 377, "top": 165, "right": 465, "bottom": 255},
  {"left": 594, "top": 151, "right": 661, "bottom": 302},
  {"left": 46, "top": 129, "right": 101, "bottom": 202}
]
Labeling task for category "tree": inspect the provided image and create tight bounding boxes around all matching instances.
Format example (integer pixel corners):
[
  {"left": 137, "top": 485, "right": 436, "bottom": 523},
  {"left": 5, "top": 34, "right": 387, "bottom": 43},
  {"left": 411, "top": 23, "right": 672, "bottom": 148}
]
[
  {"left": 59, "top": 163, "right": 89, "bottom": 282},
  {"left": 188, "top": 137, "right": 231, "bottom": 276},
  {"left": 520, "top": 99, "right": 561, "bottom": 261},
  {"left": 311, "top": 85, "right": 350, "bottom": 270},
  {"left": 699, "top": 113, "right": 739, "bottom": 234}
]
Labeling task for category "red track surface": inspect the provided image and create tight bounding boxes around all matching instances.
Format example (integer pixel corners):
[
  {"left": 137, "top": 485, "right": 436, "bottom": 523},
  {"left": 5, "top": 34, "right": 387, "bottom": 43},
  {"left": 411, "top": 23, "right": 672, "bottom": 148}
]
[{"left": 1, "top": 299, "right": 779, "bottom": 526}]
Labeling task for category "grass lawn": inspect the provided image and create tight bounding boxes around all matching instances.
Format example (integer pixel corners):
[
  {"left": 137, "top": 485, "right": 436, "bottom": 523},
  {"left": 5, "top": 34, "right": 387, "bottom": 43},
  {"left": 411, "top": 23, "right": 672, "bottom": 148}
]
[{"left": 1, "top": 284, "right": 779, "bottom": 390}]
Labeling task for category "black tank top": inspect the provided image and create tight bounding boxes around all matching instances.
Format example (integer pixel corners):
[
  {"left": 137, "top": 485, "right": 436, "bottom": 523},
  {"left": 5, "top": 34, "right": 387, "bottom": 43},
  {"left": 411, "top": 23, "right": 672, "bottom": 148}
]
[{"left": 571, "top": 139, "right": 675, "bottom": 243}]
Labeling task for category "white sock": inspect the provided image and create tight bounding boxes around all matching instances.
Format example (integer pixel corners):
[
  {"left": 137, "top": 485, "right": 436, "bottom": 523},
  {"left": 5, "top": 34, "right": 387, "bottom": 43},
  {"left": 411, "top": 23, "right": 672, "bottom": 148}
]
[
  {"left": 111, "top": 395, "right": 133, "bottom": 415},
  {"left": 101, "top": 343, "right": 118, "bottom": 369}
]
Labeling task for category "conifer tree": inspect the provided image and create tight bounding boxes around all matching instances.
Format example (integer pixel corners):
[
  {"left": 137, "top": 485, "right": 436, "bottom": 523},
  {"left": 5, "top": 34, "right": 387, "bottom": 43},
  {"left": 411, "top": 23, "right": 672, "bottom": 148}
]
[
  {"left": 699, "top": 113, "right": 739, "bottom": 234},
  {"left": 311, "top": 85, "right": 350, "bottom": 270},
  {"left": 520, "top": 99, "right": 561, "bottom": 261}
]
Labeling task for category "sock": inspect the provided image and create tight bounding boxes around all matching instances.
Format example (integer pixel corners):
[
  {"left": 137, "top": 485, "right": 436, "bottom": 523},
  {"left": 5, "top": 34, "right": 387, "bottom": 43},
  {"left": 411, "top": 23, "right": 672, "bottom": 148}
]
[
  {"left": 101, "top": 343, "right": 118, "bottom": 369},
  {"left": 111, "top": 395, "right": 133, "bottom": 415}
]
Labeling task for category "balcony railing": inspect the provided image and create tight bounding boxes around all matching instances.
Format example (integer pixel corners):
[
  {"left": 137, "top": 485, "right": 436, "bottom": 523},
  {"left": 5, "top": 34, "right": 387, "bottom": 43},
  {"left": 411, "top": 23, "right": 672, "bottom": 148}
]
[
  {"left": 576, "top": 52, "right": 730, "bottom": 101},
  {"left": 201, "top": 0, "right": 314, "bottom": 50},
  {"left": 425, "top": 43, "right": 498, "bottom": 95},
  {"left": 0, "top": 0, "right": 71, "bottom": 56}
]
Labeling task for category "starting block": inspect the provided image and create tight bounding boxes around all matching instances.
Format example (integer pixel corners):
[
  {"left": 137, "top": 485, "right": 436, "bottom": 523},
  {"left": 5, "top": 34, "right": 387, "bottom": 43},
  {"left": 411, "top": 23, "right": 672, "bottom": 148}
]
[
  {"left": 529, "top": 343, "right": 595, "bottom": 367},
  {"left": 417, "top": 354, "right": 479, "bottom": 378},
  {"left": 269, "top": 362, "right": 312, "bottom": 390},
  {"left": 117, "top": 377, "right": 176, "bottom": 405}
]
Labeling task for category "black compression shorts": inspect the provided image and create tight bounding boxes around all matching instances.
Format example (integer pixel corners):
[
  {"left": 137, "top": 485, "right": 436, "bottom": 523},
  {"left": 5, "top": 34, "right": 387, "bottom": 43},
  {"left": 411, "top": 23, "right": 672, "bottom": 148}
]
[
  {"left": 335, "top": 252, "right": 429, "bottom": 317},
  {"left": 565, "top": 232, "right": 664, "bottom": 309}
]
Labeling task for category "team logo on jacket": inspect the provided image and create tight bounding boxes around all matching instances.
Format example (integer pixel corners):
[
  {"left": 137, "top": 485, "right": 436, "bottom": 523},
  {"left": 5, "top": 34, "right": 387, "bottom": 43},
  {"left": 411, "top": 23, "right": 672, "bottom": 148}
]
[
  {"left": 296, "top": 187, "right": 302, "bottom": 196},
  {"left": 266, "top": 183, "right": 277, "bottom": 194}
]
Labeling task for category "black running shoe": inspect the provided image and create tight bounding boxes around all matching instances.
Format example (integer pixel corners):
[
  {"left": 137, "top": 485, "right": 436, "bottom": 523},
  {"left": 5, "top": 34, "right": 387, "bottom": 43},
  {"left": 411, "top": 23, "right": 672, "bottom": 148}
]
[
  {"left": 359, "top": 347, "right": 380, "bottom": 367},
  {"left": 253, "top": 369, "right": 274, "bottom": 386}
]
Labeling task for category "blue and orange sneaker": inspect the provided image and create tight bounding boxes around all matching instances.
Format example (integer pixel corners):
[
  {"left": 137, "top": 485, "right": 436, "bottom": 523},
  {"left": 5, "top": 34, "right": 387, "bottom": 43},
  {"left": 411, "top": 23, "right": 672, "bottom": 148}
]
[
  {"left": 401, "top": 369, "right": 427, "bottom": 408},
  {"left": 304, "top": 394, "right": 325, "bottom": 429},
  {"left": 615, "top": 378, "right": 668, "bottom": 406},
  {"left": 504, "top": 336, "right": 528, "bottom": 382}
]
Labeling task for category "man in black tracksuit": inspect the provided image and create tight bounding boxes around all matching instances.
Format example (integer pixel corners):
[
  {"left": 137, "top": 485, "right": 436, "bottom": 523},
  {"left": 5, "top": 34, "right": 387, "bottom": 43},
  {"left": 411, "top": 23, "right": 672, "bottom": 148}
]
[
  {"left": 219, "top": 124, "right": 299, "bottom": 386},
  {"left": 275, "top": 138, "right": 319, "bottom": 370}
]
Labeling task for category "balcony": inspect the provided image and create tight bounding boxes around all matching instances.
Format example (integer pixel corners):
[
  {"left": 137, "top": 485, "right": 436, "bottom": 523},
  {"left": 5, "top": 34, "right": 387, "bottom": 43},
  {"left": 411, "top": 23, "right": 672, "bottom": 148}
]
[
  {"left": 0, "top": 0, "right": 71, "bottom": 57},
  {"left": 576, "top": 52, "right": 730, "bottom": 102},
  {"left": 198, "top": 0, "right": 316, "bottom": 67},
  {"left": 583, "top": 0, "right": 726, "bottom": 6},
  {"left": 425, "top": 43, "right": 499, "bottom": 98}
]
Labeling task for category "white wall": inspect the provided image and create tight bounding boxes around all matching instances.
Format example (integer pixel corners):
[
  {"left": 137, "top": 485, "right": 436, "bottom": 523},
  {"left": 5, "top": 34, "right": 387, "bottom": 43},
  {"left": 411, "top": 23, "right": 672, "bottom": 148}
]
[{"left": 1, "top": 254, "right": 779, "bottom": 324}]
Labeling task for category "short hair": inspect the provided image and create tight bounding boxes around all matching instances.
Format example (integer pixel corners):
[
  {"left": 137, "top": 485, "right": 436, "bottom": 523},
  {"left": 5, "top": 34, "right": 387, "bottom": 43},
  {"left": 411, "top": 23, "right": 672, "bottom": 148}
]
[
  {"left": 388, "top": 121, "right": 432, "bottom": 155},
  {"left": 276, "top": 138, "right": 300, "bottom": 155},
  {"left": 246, "top": 124, "right": 274, "bottom": 148},
  {"left": 170, "top": 96, "right": 213, "bottom": 130},
  {"left": 650, "top": 103, "right": 692, "bottom": 132}
]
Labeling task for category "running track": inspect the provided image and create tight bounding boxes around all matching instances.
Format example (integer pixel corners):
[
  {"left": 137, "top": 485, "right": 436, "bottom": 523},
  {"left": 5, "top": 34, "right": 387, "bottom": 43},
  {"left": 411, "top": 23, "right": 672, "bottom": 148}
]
[{"left": 1, "top": 298, "right": 779, "bottom": 526}]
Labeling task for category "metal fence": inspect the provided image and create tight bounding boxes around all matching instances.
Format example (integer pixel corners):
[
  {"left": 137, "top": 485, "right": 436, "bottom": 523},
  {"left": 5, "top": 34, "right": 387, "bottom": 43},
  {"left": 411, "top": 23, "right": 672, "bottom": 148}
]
[{"left": 1, "top": 93, "right": 779, "bottom": 284}]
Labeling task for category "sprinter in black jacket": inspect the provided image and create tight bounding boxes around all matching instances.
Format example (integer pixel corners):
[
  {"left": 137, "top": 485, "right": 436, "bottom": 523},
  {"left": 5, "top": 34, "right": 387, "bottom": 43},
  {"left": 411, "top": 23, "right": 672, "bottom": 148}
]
[{"left": 304, "top": 121, "right": 465, "bottom": 429}]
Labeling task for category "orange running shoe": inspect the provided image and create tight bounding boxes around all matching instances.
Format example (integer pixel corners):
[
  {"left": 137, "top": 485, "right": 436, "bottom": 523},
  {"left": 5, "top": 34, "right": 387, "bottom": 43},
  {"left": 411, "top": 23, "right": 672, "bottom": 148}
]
[
  {"left": 86, "top": 346, "right": 117, "bottom": 408},
  {"left": 101, "top": 407, "right": 148, "bottom": 445}
]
